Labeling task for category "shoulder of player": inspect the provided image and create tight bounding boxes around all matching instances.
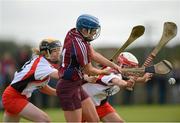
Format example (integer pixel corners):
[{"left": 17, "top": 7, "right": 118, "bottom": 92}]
[
  {"left": 38, "top": 56, "right": 52, "bottom": 66},
  {"left": 67, "top": 28, "right": 83, "bottom": 39}
]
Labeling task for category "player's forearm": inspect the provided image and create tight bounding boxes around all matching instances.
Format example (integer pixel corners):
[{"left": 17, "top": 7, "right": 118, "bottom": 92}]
[
  {"left": 90, "top": 45, "right": 120, "bottom": 71},
  {"left": 136, "top": 77, "right": 146, "bottom": 83},
  {"left": 136, "top": 73, "right": 153, "bottom": 83},
  {"left": 84, "top": 66, "right": 107, "bottom": 76},
  {"left": 112, "top": 78, "right": 128, "bottom": 87},
  {"left": 83, "top": 63, "right": 110, "bottom": 76},
  {"left": 40, "top": 85, "right": 57, "bottom": 96},
  {"left": 92, "top": 51, "right": 117, "bottom": 69}
]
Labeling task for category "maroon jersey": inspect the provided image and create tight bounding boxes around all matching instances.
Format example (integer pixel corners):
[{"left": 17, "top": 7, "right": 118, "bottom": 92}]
[{"left": 59, "top": 28, "right": 91, "bottom": 81}]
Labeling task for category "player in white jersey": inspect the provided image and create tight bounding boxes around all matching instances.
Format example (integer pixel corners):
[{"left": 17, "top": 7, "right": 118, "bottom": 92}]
[
  {"left": 2, "top": 38, "right": 62, "bottom": 122},
  {"left": 82, "top": 52, "right": 152, "bottom": 122}
]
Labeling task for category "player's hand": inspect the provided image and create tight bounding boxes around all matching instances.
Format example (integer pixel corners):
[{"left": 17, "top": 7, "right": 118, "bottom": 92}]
[
  {"left": 84, "top": 75, "right": 98, "bottom": 83},
  {"left": 127, "top": 78, "right": 135, "bottom": 88},
  {"left": 113, "top": 64, "right": 122, "bottom": 73},
  {"left": 126, "top": 76, "right": 136, "bottom": 91},
  {"left": 100, "top": 68, "right": 111, "bottom": 75},
  {"left": 142, "top": 73, "right": 153, "bottom": 82}
]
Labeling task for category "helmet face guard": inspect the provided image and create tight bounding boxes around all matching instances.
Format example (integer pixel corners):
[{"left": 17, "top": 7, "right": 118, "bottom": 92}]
[
  {"left": 48, "top": 40, "right": 62, "bottom": 52},
  {"left": 76, "top": 14, "right": 101, "bottom": 41},
  {"left": 39, "top": 39, "right": 62, "bottom": 59},
  {"left": 83, "top": 27, "right": 101, "bottom": 42}
]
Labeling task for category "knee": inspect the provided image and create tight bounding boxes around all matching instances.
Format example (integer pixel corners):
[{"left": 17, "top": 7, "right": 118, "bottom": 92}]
[
  {"left": 38, "top": 113, "right": 51, "bottom": 123},
  {"left": 118, "top": 118, "right": 125, "bottom": 123},
  {"left": 84, "top": 114, "right": 100, "bottom": 122},
  {"left": 90, "top": 115, "right": 100, "bottom": 122},
  {"left": 94, "top": 116, "right": 100, "bottom": 122}
]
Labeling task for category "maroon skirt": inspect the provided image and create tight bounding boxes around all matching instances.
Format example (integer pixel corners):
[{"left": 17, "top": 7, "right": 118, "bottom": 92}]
[{"left": 56, "top": 79, "right": 89, "bottom": 111}]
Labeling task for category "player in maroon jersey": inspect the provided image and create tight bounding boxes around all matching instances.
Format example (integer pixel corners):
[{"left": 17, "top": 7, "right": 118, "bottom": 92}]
[{"left": 56, "top": 14, "right": 122, "bottom": 122}]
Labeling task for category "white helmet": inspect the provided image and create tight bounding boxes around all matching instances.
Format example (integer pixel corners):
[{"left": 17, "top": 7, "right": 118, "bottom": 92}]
[{"left": 117, "top": 52, "right": 139, "bottom": 67}]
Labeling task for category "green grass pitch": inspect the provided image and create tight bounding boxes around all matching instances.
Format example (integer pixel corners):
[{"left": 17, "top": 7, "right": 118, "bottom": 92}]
[{"left": 0, "top": 104, "right": 180, "bottom": 122}]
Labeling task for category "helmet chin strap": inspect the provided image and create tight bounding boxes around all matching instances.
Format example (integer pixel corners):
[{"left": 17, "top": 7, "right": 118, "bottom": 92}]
[
  {"left": 79, "top": 29, "right": 93, "bottom": 42},
  {"left": 45, "top": 50, "right": 51, "bottom": 59},
  {"left": 85, "top": 38, "right": 93, "bottom": 42}
]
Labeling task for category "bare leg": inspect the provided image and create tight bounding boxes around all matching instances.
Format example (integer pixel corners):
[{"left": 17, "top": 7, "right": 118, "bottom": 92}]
[
  {"left": 19, "top": 102, "right": 50, "bottom": 122},
  {"left": 64, "top": 108, "right": 82, "bottom": 122},
  {"left": 101, "top": 112, "right": 124, "bottom": 123},
  {"left": 82, "top": 97, "right": 100, "bottom": 122},
  {"left": 3, "top": 112, "right": 20, "bottom": 123}
]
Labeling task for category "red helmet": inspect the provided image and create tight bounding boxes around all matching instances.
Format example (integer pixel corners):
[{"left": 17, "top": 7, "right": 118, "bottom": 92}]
[{"left": 117, "top": 52, "right": 139, "bottom": 67}]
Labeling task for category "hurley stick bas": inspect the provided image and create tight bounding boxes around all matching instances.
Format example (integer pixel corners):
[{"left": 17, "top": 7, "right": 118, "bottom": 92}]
[
  {"left": 110, "top": 25, "right": 145, "bottom": 62},
  {"left": 143, "top": 22, "right": 177, "bottom": 67}
]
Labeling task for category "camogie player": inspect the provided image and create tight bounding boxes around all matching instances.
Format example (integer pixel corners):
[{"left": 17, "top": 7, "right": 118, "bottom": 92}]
[
  {"left": 56, "top": 14, "right": 122, "bottom": 122},
  {"left": 82, "top": 52, "right": 152, "bottom": 122},
  {"left": 2, "top": 38, "right": 61, "bottom": 122}
]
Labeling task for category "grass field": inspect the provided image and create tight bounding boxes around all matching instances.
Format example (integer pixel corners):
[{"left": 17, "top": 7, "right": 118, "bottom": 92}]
[{"left": 0, "top": 104, "right": 180, "bottom": 122}]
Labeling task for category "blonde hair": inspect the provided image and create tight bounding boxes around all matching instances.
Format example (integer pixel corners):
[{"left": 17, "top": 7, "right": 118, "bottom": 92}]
[
  {"left": 32, "top": 47, "right": 50, "bottom": 59},
  {"left": 32, "top": 48, "right": 40, "bottom": 55}
]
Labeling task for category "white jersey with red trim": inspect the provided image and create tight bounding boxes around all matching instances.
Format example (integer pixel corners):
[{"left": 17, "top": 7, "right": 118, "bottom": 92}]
[
  {"left": 11, "top": 55, "right": 57, "bottom": 98},
  {"left": 82, "top": 72, "right": 122, "bottom": 106}
]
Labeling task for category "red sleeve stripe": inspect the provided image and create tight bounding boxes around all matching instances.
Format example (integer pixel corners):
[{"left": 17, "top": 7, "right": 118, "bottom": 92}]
[
  {"left": 21, "top": 56, "right": 42, "bottom": 81},
  {"left": 75, "top": 37, "right": 88, "bottom": 64}
]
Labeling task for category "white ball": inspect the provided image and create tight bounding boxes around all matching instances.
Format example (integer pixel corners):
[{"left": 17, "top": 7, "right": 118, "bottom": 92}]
[{"left": 168, "top": 78, "right": 176, "bottom": 85}]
